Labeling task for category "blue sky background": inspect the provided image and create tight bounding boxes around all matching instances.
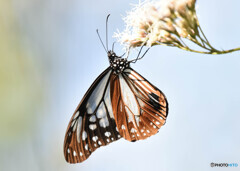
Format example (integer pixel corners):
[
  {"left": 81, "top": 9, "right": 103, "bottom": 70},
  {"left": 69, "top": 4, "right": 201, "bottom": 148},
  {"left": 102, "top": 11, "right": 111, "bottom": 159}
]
[{"left": 0, "top": 0, "right": 240, "bottom": 171}]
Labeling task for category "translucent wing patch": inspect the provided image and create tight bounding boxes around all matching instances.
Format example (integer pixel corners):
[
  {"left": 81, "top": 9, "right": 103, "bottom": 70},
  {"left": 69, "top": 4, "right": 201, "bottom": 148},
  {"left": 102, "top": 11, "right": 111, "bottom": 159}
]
[
  {"left": 110, "top": 68, "right": 168, "bottom": 141},
  {"left": 64, "top": 67, "right": 121, "bottom": 163}
]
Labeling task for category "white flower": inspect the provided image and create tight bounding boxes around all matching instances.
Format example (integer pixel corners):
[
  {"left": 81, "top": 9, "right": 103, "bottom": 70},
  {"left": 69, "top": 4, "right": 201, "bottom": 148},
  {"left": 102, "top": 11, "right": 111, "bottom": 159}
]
[
  {"left": 114, "top": 0, "right": 240, "bottom": 55},
  {"left": 114, "top": 0, "right": 198, "bottom": 48}
]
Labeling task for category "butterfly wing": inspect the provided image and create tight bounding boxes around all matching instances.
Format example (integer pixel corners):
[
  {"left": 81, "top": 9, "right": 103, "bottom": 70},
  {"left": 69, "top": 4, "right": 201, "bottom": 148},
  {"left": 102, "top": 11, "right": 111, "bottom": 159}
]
[
  {"left": 64, "top": 67, "right": 122, "bottom": 163},
  {"left": 110, "top": 68, "right": 168, "bottom": 141}
]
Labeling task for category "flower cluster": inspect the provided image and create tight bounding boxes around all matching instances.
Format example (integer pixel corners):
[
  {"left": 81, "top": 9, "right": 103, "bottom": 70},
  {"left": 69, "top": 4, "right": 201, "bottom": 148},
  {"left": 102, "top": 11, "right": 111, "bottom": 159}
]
[{"left": 115, "top": 0, "right": 240, "bottom": 54}]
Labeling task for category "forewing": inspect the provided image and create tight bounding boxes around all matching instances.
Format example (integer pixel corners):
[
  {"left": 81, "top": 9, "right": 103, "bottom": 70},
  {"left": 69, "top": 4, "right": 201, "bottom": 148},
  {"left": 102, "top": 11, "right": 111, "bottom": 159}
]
[
  {"left": 64, "top": 67, "right": 121, "bottom": 163},
  {"left": 110, "top": 68, "right": 168, "bottom": 141}
]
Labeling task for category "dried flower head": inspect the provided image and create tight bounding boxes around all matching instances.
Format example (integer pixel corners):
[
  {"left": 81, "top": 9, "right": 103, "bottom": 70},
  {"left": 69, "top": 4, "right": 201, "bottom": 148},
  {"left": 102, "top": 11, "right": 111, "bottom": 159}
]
[{"left": 115, "top": 0, "right": 240, "bottom": 54}]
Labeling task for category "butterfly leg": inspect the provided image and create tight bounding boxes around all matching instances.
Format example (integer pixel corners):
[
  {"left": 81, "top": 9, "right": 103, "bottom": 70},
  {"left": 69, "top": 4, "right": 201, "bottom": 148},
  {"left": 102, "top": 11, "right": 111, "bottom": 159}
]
[{"left": 130, "top": 46, "right": 150, "bottom": 63}]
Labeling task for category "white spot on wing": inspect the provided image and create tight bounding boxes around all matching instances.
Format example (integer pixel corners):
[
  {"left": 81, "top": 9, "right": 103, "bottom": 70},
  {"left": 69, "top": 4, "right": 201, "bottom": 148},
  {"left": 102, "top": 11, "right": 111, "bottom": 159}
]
[
  {"left": 89, "top": 124, "right": 97, "bottom": 130},
  {"left": 85, "top": 144, "right": 88, "bottom": 150},
  {"left": 131, "top": 128, "right": 136, "bottom": 133},
  {"left": 89, "top": 115, "right": 96, "bottom": 122},
  {"left": 156, "top": 121, "right": 160, "bottom": 125},
  {"left": 120, "top": 103, "right": 123, "bottom": 112},
  {"left": 73, "top": 111, "right": 79, "bottom": 120},
  {"left": 96, "top": 103, "right": 106, "bottom": 118},
  {"left": 67, "top": 148, "right": 70, "bottom": 153},
  {"left": 72, "top": 121, "right": 77, "bottom": 131},
  {"left": 121, "top": 125, "right": 125, "bottom": 130},
  {"left": 99, "top": 117, "right": 109, "bottom": 128},
  {"left": 73, "top": 151, "right": 77, "bottom": 156},
  {"left": 105, "top": 132, "right": 111, "bottom": 137},
  {"left": 76, "top": 117, "right": 82, "bottom": 143},
  {"left": 80, "top": 152, "right": 83, "bottom": 156},
  {"left": 135, "top": 116, "right": 140, "bottom": 126},
  {"left": 92, "top": 136, "right": 98, "bottom": 142},
  {"left": 98, "top": 141, "right": 102, "bottom": 145},
  {"left": 82, "top": 131, "right": 87, "bottom": 141}
]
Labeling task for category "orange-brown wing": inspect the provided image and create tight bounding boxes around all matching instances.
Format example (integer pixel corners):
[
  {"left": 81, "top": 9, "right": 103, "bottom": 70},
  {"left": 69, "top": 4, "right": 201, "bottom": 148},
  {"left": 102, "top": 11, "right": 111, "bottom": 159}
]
[
  {"left": 110, "top": 68, "right": 168, "bottom": 141},
  {"left": 64, "top": 67, "right": 121, "bottom": 163}
]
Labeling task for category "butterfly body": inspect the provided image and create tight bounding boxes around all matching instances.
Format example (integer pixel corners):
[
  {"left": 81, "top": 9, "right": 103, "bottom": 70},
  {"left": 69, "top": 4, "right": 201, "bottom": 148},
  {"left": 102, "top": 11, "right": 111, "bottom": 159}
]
[
  {"left": 64, "top": 50, "right": 168, "bottom": 163},
  {"left": 108, "top": 51, "right": 129, "bottom": 74}
]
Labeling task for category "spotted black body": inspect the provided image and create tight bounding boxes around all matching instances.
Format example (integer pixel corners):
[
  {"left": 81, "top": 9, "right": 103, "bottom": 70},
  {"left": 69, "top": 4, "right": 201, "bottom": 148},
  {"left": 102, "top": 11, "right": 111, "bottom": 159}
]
[{"left": 108, "top": 51, "right": 129, "bottom": 74}]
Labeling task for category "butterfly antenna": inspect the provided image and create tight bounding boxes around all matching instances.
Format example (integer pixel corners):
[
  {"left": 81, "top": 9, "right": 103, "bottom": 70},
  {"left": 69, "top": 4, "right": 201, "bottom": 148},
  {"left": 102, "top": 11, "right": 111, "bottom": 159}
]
[
  {"left": 138, "top": 48, "right": 150, "bottom": 60},
  {"left": 112, "top": 41, "right": 116, "bottom": 51},
  {"left": 106, "top": 14, "right": 110, "bottom": 51},
  {"left": 96, "top": 29, "right": 107, "bottom": 53}
]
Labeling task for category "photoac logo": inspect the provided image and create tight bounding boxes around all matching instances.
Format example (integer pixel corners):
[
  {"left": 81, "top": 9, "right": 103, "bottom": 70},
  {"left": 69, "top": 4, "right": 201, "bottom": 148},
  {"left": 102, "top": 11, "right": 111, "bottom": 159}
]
[{"left": 210, "top": 162, "right": 238, "bottom": 168}]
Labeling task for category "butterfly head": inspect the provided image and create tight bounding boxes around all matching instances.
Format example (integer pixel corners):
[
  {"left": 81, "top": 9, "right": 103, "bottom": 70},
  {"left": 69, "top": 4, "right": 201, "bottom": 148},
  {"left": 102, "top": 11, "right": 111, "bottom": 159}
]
[{"left": 108, "top": 50, "right": 129, "bottom": 74}]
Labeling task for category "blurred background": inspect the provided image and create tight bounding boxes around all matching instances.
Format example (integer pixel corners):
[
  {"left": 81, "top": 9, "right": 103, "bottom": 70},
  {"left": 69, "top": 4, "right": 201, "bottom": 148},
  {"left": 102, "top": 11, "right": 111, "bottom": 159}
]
[{"left": 0, "top": 0, "right": 239, "bottom": 170}]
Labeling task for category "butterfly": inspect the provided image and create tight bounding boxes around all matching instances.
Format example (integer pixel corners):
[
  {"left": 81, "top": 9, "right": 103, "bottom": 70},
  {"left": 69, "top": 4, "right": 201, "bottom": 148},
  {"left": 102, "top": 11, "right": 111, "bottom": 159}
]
[{"left": 63, "top": 16, "right": 168, "bottom": 163}]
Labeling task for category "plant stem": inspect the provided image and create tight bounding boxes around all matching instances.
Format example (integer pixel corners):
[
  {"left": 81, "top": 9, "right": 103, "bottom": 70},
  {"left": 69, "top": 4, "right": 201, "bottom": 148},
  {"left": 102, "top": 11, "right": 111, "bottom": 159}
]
[{"left": 159, "top": 43, "right": 240, "bottom": 55}]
